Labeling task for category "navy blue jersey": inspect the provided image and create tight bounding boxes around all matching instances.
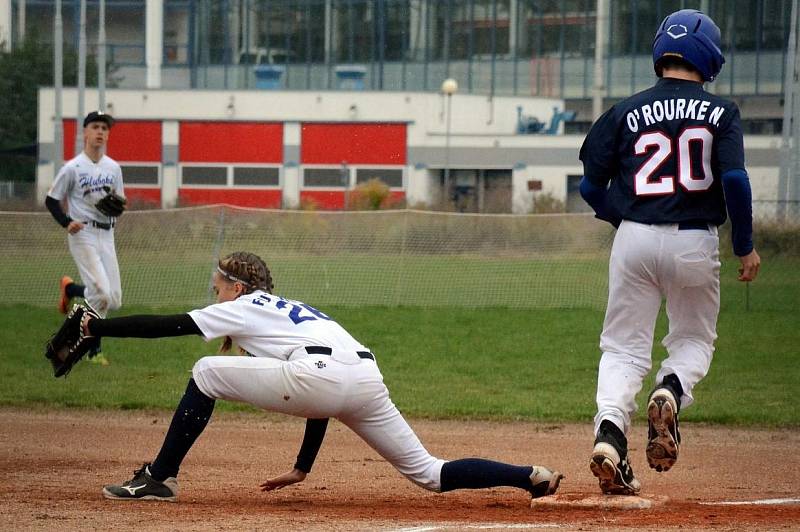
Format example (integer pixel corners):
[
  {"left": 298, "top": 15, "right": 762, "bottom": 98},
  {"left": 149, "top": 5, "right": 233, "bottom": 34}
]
[{"left": 580, "top": 77, "right": 745, "bottom": 225}]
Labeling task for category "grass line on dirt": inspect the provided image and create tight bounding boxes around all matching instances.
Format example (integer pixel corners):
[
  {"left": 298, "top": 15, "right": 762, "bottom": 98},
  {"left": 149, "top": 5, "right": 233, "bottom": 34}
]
[{"left": 2, "top": 304, "right": 797, "bottom": 427}]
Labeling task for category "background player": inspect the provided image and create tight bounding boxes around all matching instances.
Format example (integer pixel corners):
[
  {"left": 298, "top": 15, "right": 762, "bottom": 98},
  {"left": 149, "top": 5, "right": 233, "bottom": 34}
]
[
  {"left": 46, "top": 111, "right": 125, "bottom": 365},
  {"left": 578, "top": 9, "right": 761, "bottom": 494},
  {"left": 78, "top": 251, "right": 562, "bottom": 502}
]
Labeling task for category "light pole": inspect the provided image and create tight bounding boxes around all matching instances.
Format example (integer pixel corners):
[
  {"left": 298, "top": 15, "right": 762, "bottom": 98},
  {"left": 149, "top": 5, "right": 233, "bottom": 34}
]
[
  {"left": 441, "top": 78, "right": 458, "bottom": 207},
  {"left": 75, "top": 0, "right": 86, "bottom": 157}
]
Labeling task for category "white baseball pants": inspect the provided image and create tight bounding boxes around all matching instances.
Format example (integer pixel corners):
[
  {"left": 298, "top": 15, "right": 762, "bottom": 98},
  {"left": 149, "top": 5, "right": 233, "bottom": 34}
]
[
  {"left": 192, "top": 352, "right": 446, "bottom": 491},
  {"left": 594, "top": 220, "right": 721, "bottom": 436},
  {"left": 67, "top": 225, "right": 122, "bottom": 317}
]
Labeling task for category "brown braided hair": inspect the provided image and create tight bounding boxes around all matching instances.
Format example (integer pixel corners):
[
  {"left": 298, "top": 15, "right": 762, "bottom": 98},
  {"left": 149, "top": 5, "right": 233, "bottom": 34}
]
[{"left": 217, "top": 251, "right": 274, "bottom": 352}]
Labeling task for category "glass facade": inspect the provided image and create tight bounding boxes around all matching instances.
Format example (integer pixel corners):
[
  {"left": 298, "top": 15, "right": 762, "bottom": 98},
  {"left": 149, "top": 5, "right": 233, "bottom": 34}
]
[{"left": 12, "top": 0, "right": 795, "bottom": 98}]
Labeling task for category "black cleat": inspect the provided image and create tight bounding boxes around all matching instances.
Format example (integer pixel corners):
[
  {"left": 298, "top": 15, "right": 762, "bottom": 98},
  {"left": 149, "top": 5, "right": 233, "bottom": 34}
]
[
  {"left": 590, "top": 420, "right": 641, "bottom": 495},
  {"left": 102, "top": 463, "right": 178, "bottom": 502},
  {"left": 647, "top": 387, "right": 681, "bottom": 472}
]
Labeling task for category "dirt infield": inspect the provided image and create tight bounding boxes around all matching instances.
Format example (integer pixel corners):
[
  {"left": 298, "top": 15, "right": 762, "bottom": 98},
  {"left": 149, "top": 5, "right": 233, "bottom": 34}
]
[{"left": 1, "top": 408, "right": 798, "bottom": 531}]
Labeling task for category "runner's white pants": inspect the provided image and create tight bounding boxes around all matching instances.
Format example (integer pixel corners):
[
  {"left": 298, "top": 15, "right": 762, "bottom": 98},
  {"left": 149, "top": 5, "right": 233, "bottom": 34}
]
[
  {"left": 595, "top": 220, "right": 721, "bottom": 436},
  {"left": 192, "top": 351, "right": 446, "bottom": 491},
  {"left": 67, "top": 225, "right": 122, "bottom": 317}
]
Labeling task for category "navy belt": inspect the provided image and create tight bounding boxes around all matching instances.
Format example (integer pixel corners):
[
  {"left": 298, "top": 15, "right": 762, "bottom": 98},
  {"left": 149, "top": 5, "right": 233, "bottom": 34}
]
[
  {"left": 678, "top": 221, "right": 709, "bottom": 231},
  {"left": 305, "top": 346, "right": 375, "bottom": 361},
  {"left": 86, "top": 220, "right": 115, "bottom": 230}
]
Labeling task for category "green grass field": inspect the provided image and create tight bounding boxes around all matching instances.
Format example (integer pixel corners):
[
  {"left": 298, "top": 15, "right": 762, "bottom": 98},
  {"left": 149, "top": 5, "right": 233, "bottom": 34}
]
[
  {"left": 2, "top": 208, "right": 797, "bottom": 427},
  {"left": 2, "top": 295, "right": 797, "bottom": 427}
]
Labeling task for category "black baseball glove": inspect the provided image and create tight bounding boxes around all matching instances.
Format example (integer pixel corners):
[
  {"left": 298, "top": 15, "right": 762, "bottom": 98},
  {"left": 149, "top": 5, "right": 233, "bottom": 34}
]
[
  {"left": 45, "top": 303, "right": 101, "bottom": 377},
  {"left": 95, "top": 192, "right": 127, "bottom": 217}
]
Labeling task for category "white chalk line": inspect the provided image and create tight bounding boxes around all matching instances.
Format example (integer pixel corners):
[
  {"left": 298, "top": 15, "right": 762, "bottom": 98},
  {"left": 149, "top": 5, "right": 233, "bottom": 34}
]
[
  {"left": 700, "top": 497, "right": 800, "bottom": 506},
  {"left": 390, "top": 497, "right": 800, "bottom": 531},
  {"left": 393, "top": 524, "right": 561, "bottom": 531}
]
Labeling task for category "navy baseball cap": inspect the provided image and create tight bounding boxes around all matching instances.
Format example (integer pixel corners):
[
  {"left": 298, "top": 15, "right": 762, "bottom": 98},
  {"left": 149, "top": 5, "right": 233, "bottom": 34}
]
[{"left": 83, "top": 110, "right": 114, "bottom": 128}]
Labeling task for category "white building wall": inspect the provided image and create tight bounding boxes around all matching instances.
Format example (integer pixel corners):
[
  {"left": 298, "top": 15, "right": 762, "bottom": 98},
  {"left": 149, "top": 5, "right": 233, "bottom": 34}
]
[
  {"left": 282, "top": 122, "right": 301, "bottom": 208},
  {"left": 161, "top": 121, "right": 179, "bottom": 208},
  {"left": 38, "top": 88, "right": 560, "bottom": 129},
  {"left": 0, "top": 0, "right": 10, "bottom": 52},
  {"left": 513, "top": 164, "right": 584, "bottom": 214},
  {"left": 512, "top": 167, "right": 533, "bottom": 214},
  {"left": 36, "top": 87, "right": 783, "bottom": 214},
  {"left": 405, "top": 166, "right": 426, "bottom": 207}
]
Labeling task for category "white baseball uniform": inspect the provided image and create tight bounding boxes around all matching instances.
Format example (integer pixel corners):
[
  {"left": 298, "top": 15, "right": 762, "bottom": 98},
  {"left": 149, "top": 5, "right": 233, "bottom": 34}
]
[
  {"left": 594, "top": 220, "right": 720, "bottom": 435},
  {"left": 188, "top": 291, "right": 446, "bottom": 491},
  {"left": 48, "top": 152, "right": 125, "bottom": 316}
]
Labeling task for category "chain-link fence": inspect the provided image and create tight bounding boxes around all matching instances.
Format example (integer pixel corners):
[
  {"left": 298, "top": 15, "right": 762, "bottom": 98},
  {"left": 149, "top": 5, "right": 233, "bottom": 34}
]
[{"left": 1, "top": 205, "right": 797, "bottom": 312}]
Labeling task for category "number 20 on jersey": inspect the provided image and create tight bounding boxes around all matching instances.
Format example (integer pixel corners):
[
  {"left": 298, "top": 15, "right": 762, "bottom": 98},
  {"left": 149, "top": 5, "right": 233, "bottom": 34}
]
[{"left": 634, "top": 126, "right": 713, "bottom": 196}]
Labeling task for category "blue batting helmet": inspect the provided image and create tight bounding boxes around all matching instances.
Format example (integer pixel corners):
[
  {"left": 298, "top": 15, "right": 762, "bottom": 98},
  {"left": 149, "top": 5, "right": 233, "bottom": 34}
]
[{"left": 652, "top": 9, "right": 725, "bottom": 82}]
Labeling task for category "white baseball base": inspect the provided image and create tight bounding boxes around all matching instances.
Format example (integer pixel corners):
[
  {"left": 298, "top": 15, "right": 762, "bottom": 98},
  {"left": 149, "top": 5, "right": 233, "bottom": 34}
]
[{"left": 531, "top": 493, "right": 668, "bottom": 510}]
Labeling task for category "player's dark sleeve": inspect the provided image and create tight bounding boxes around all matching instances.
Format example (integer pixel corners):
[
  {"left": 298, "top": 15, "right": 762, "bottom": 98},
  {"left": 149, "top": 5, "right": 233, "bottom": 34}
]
[
  {"left": 714, "top": 104, "right": 753, "bottom": 256},
  {"left": 88, "top": 313, "right": 202, "bottom": 338},
  {"left": 45, "top": 195, "right": 72, "bottom": 228},
  {"left": 721, "top": 169, "right": 754, "bottom": 256},
  {"left": 294, "top": 418, "right": 329, "bottom": 473},
  {"left": 580, "top": 176, "right": 621, "bottom": 228},
  {"left": 579, "top": 106, "right": 620, "bottom": 187},
  {"left": 714, "top": 105, "right": 747, "bottom": 174}
]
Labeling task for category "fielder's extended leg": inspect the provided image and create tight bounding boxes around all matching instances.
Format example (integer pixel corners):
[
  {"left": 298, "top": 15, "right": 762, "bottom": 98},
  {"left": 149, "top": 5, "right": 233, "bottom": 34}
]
[
  {"left": 103, "top": 378, "right": 215, "bottom": 501},
  {"left": 440, "top": 459, "right": 562, "bottom": 498}
]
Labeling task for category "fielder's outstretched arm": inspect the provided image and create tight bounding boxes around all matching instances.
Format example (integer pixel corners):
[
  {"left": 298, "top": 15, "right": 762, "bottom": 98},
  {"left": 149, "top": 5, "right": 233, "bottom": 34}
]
[
  {"left": 87, "top": 314, "right": 202, "bottom": 338},
  {"left": 294, "top": 418, "right": 329, "bottom": 473}
]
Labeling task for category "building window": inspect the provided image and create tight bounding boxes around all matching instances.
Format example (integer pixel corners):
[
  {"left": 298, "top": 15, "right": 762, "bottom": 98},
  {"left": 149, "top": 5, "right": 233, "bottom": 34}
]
[
  {"left": 121, "top": 165, "right": 160, "bottom": 185},
  {"left": 741, "top": 118, "right": 783, "bottom": 135},
  {"left": 356, "top": 168, "right": 403, "bottom": 188},
  {"left": 233, "top": 167, "right": 280, "bottom": 186},
  {"left": 304, "top": 168, "right": 348, "bottom": 187},
  {"left": 181, "top": 166, "right": 227, "bottom": 185}
]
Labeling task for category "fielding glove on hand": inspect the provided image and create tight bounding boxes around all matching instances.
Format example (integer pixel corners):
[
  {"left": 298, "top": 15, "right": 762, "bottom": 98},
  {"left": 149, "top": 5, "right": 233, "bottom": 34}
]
[
  {"left": 95, "top": 192, "right": 127, "bottom": 217},
  {"left": 45, "top": 303, "right": 101, "bottom": 377}
]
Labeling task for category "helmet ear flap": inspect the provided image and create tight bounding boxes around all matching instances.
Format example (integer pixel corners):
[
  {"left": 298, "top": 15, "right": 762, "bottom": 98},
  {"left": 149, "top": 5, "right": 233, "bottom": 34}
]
[{"left": 691, "top": 30, "right": 725, "bottom": 81}]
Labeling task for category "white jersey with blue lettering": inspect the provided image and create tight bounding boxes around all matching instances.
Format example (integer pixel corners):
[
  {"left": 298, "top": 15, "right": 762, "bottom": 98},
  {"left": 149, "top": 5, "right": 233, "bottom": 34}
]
[
  {"left": 48, "top": 152, "right": 124, "bottom": 225},
  {"left": 188, "top": 290, "right": 445, "bottom": 491},
  {"left": 188, "top": 291, "right": 370, "bottom": 360}
]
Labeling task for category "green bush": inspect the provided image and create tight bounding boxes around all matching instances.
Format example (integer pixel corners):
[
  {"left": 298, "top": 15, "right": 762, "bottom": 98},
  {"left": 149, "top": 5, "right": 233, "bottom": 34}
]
[
  {"left": 350, "top": 178, "right": 392, "bottom": 210},
  {"left": 719, "top": 220, "right": 800, "bottom": 257},
  {"left": 532, "top": 192, "right": 565, "bottom": 213}
]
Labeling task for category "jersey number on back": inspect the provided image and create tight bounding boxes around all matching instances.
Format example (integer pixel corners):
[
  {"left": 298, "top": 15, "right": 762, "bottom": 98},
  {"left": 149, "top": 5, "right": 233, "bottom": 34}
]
[
  {"left": 634, "top": 127, "right": 713, "bottom": 196},
  {"left": 252, "top": 294, "right": 332, "bottom": 325}
]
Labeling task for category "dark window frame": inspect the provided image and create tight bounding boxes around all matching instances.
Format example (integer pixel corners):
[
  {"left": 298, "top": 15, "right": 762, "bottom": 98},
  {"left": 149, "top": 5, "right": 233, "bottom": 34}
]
[
  {"left": 120, "top": 163, "right": 160, "bottom": 186},
  {"left": 302, "top": 167, "right": 350, "bottom": 188},
  {"left": 180, "top": 165, "right": 229, "bottom": 186},
  {"left": 232, "top": 166, "right": 281, "bottom": 187},
  {"left": 355, "top": 167, "right": 404, "bottom": 188}
]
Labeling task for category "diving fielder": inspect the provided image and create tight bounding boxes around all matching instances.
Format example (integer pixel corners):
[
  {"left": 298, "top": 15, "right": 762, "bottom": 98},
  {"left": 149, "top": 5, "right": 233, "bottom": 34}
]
[
  {"left": 65, "top": 251, "right": 563, "bottom": 502},
  {"left": 579, "top": 9, "right": 761, "bottom": 495}
]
